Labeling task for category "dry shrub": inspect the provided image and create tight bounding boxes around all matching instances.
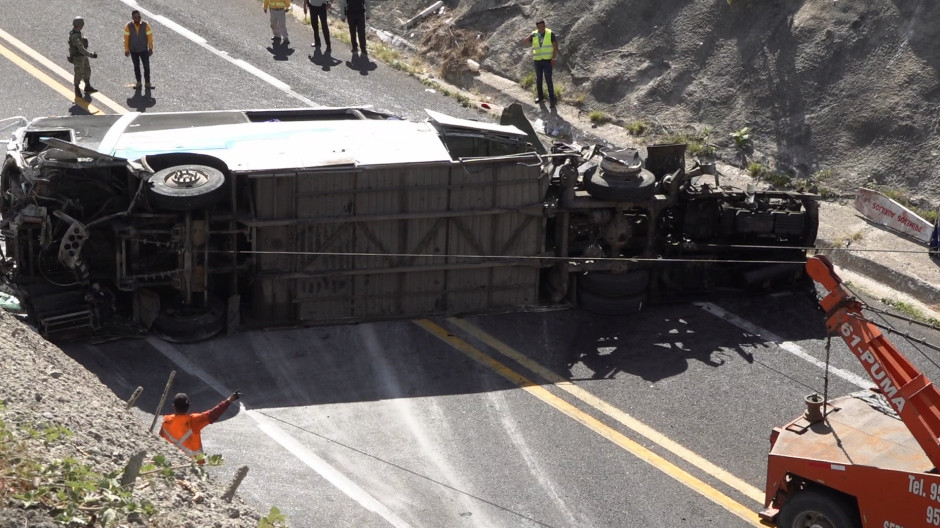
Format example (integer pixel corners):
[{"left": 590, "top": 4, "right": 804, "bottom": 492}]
[{"left": 419, "top": 18, "right": 488, "bottom": 84}]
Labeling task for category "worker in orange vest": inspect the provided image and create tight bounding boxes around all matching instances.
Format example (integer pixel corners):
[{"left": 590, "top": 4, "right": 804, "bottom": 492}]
[{"left": 160, "top": 391, "right": 240, "bottom": 460}]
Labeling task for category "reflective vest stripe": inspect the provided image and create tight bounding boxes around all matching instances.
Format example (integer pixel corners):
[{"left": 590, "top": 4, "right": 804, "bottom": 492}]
[
  {"left": 531, "top": 29, "right": 554, "bottom": 61},
  {"left": 161, "top": 425, "right": 203, "bottom": 456}
]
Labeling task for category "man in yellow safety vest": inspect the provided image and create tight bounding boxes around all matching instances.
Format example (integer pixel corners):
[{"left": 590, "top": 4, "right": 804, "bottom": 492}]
[
  {"left": 263, "top": 0, "right": 292, "bottom": 46},
  {"left": 522, "top": 20, "right": 559, "bottom": 109}
]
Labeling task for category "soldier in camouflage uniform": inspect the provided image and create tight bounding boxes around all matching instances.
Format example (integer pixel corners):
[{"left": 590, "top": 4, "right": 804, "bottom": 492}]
[{"left": 68, "top": 17, "right": 98, "bottom": 98}]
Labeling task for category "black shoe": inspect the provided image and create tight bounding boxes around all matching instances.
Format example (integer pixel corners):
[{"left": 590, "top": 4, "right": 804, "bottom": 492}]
[
  {"left": 145, "top": 83, "right": 154, "bottom": 89},
  {"left": 534, "top": 97, "right": 545, "bottom": 104},
  {"left": 133, "top": 81, "right": 141, "bottom": 89},
  {"left": 325, "top": 45, "right": 331, "bottom": 52},
  {"left": 351, "top": 46, "right": 358, "bottom": 53},
  {"left": 313, "top": 42, "right": 321, "bottom": 47},
  {"left": 85, "top": 86, "right": 98, "bottom": 94},
  {"left": 550, "top": 101, "right": 557, "bottom": 109},
  {"left": 74, "top": 87, "right": 83, "bottom": 98},
  {"left": 282, "top": 39, "right": 290, "bottom": 46}
]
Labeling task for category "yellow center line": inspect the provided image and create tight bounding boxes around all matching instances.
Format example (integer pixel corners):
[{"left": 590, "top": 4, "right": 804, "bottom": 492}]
[
  {"left": 446, "top": 316, "right": 766, "bottom": 505},
  {"left": 0, "top": 28, "right": 126, "bottom": 115},
  {"left": 415, "top": 318, "right": 765, "bottom": 528}
]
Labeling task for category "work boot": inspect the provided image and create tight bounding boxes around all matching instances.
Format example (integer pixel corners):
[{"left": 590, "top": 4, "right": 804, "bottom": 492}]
[
  {"left": 133, "top": 81, "right": 142, "bottom": 89},
  {"left": 85, "top": 85, "right": 98, "bottom": 94},
  {"left": 74, "top": 84, "right": 82, "bottom": 97}
]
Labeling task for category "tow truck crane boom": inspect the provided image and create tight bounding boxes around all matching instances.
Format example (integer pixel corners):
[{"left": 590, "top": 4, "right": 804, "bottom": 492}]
[
  {"left": 761, "top": 255, "right": 940, "bottom": 528},
  {"left": 806, "top": 255, "right": 940, "bottom": 467}
]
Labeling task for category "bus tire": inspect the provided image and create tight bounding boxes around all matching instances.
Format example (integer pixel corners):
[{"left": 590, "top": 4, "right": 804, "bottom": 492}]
[
  {"left": 148, "top": 164, "right": 226, "bottom": 211},
  {"left": 577, "top": 289, "right": 645, "bottom": 316},
  {"left": 578, "top": 269, "right": 650, "bottom": 297},
  {"left": 584, "top": 168, "right": 655, "bottom": 202},
  {"left": 151, "top": 296, "right": 226, "bottom": 343},
  {"left": 777, "top": 487, "right": 861, "bottom": 528}
]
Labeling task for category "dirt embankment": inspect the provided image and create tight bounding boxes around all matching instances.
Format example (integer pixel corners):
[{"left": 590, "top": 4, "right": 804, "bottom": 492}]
[
  {"left": 374, "top": 0, "right": 940, "bottom": 206},
  {"left": 0, "top": 311, "right": 265, "bottom": 528}
]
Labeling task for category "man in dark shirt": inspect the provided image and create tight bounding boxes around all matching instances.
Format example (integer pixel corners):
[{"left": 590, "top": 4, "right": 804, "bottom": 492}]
[{"left": 340, "top": 0, "right": 370, "bottom": 55}]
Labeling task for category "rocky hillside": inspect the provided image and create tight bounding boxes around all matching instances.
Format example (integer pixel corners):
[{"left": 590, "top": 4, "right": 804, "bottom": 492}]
[
  {"left": 0, "top": 311, "right": 266, "bottom": 528},
  {"left": 374, "top": 0, "right": 940, "bottom": 206}
]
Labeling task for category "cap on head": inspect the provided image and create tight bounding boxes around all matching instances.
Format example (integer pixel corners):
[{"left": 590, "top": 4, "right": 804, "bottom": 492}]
[
  {"left": 173, "top": 393, "right": 190, "bottom": 413},
  {"left": 72, "top": 16, "right": 84, "bottom": 26}
]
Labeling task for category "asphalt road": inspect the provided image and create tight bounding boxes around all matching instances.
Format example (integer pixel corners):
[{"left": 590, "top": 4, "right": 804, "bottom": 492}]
[{"left": 4, "top": 2, "right": 940, "bottom": 527}]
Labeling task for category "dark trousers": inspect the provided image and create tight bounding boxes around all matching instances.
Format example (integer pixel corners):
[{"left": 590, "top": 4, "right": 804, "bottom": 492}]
[
  {"left": 309, "top": 5, "right": 330, "bottom": 47},
  {"left": 131, "top": 51, "right": 151, "bottom": 83},
  {"left": 347, "top": 15, "right": 366, "bottom": 52},
  {"left": 534, "top": 60, "right": 555, "bottom": 104}
]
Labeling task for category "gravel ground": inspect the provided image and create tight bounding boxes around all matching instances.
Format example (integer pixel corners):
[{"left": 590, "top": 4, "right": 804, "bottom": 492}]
[{"left": 0, "top": 311, "right": 266, "bottom": 528}]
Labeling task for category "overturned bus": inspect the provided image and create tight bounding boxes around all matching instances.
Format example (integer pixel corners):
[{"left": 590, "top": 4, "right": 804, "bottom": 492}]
[{"left": 0, "top": 106, "right": 818, "bottom": 342}]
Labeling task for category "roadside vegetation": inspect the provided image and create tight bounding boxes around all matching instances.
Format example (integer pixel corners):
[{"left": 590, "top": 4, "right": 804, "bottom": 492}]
[
  {"left": 880, "top": 298, "right": 940, "bottom": 327},
  {"left": 0, "top": 404, "right": 284, "bottom": 527},
  {"left": 0, "top": 411, "right": 156, "bottom": 527},
  {"left": 625, "top": 120, "right": 648, "bottom": 136},
  {"left": 588, "top": 110, "right": 611, "bottom": 125},
  {"left": 662, "top": 127, "right": 716, "bottom": 158}
]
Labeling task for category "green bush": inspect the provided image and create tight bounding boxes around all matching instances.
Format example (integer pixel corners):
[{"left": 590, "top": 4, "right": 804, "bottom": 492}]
[
  {"left": 520, "top": 72, "right": 535, "bottom": 90},
  {"left": 589, "top": 111, "right": 611, "bottom": 124},
  {"left": 730, "top": 127, "right": 751, "bottom": 149},
  {"left": 663, "top": 128, "right": 715, "bottom": 158},
  {"left": 626, "top": 121, "right": 648, "bottom": 136}
]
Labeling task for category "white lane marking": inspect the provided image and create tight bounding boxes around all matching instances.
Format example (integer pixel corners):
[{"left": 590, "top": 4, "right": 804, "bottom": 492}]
[
  {"left": 118, "top": 1, "right": 316, "bottom": 106},
  {"left": 146, "top": 337, "right": 415, "bottom": 528},
  {"left": 247, "top": 409, "right": 415, "bottom": 528},
  {"left": 695, "top": 302, "right": 874, "bottom": 390}
]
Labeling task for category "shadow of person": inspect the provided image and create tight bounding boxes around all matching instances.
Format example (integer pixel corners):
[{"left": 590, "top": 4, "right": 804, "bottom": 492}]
[
  {"left": 68, "top": 98, "right": 94, "bottom": 116},
  {"left": 346, "top": 52, "right": 377, "bottom": 75},
  {"left": 126, "top": 87, "right": 156, "bottom": 112},
  {"left": 309, "top": 48, "right": 342, "bottom": 71},
  {"left": 268, "top": 40, "right": 295, "bottom": 61}
]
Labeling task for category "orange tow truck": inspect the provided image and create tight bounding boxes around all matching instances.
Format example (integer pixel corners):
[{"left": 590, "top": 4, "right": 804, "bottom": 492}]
[{"left": 760, "top": 255, "right": 940, "bottom": 528}]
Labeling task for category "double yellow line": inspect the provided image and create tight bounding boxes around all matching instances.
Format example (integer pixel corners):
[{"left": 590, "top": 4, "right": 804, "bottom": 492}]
[
  {"left": 416, "top": 317, "right": 769, "bottom": 527},
  {"left": 0, "top": 28, "right": 125, "bottom": 115}
]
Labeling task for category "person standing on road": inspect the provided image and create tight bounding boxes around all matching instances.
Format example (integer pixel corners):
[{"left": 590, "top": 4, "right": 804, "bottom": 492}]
[
  {"left": 123, "top": 10, "right": 154, "bottom": 90},
  {"left": 160, "top": 391, "right": 240, "bottom": 461},
  {"left": 68, "top": 16, "right": 98, "bottom": 98},
  {"left": 522, "top": 20, "right": 559, "bottom": 108},
  {"left": 304, "top": 0, "right": 332, "bottom": 51},
  {"left": 263, "top": 0, "right": 292, "bottom": 46},
  {"left": 339, "top": 0, "right": 369, "bottom": 55}
]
